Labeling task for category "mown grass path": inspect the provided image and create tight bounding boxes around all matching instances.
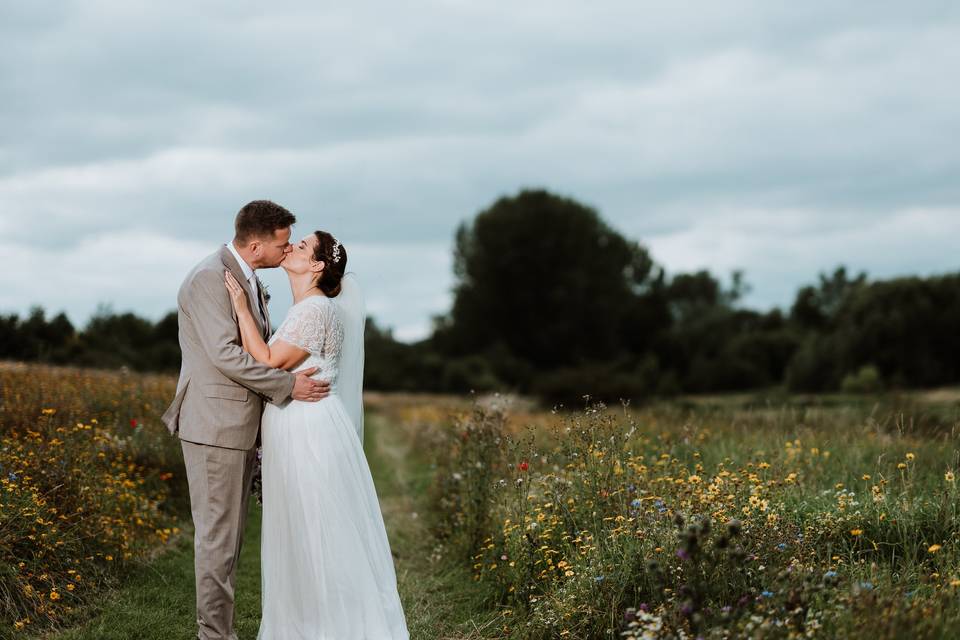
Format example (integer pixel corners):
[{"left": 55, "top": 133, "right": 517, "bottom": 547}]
[{"left": 40, "top": 410, "right": 498, "bottom": 640}]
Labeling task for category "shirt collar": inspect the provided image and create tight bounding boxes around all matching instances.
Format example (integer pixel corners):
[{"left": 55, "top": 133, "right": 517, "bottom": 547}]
[{"left": 226, "top": 241, "right": 256, "bottom": 283}]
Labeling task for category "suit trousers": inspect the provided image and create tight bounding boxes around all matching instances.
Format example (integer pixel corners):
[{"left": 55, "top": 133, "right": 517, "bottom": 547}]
[{"left": 181, "top": 439, "right": 257, "bottom": 640}]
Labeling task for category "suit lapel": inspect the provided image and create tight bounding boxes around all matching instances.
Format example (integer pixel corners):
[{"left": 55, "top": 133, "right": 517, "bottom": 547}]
[{"left": 219, "top": 246, "right": 266, "bottom": 336}]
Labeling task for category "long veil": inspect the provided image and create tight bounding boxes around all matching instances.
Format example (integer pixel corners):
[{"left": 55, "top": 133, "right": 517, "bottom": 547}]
[{"left": 333, "top": 272, "right": 366, "bottom": 443}]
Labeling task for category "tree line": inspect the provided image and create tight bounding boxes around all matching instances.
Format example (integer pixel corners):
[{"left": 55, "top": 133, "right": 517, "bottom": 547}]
[
  {"left": 4, "top": 189, "right": 960, "bottom": 402},
  {"left": 0, "top": 305, "right": 181, "bottom": 373}
]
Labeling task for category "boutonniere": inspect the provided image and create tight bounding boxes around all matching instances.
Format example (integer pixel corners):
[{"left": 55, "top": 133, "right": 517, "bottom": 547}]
[{"left": 257, "top": 277, "right": 271, "bottom": 303}]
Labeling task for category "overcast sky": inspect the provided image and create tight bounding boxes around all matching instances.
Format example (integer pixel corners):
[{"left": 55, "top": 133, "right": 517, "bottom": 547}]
[{"left": 2, "top": 1, "right": 958, "bottom": 340}]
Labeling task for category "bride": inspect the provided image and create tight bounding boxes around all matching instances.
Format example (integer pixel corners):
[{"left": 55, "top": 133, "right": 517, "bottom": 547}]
[{"left": 223, "top": 230, "right": 409, "bottom": 640}]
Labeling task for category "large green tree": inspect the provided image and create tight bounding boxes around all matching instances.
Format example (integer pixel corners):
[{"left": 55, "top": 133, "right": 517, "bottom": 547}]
[{"left": 436, "top": 189, "right": 662, "bottom": 372}]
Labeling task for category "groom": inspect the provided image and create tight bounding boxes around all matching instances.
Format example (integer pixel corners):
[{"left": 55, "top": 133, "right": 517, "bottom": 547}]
[{"left": 162, "top": 200, "right": 330, "bottom": 640}]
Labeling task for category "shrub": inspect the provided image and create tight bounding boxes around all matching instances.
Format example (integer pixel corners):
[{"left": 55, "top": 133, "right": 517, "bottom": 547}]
[{"left": 841, "top": 365, "right": 883, "bottom": 394}]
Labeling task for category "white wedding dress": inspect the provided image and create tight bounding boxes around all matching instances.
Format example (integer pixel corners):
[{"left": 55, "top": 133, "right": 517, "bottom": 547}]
[{"left": 257, "top": 276, "right": 409, "bottom": 639}]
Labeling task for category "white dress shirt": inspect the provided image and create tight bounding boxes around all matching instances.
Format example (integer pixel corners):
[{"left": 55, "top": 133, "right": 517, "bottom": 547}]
[{"left": 226, "top": 241, "right": 266, "bottom": 328}]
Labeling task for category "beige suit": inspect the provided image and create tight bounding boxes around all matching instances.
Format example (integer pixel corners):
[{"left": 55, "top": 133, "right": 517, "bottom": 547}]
[{"left": 163, "top": 245, "right": 294, "bottom": 640}]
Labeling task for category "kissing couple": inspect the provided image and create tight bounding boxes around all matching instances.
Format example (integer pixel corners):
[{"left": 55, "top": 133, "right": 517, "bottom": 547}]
[{"left": 162, "top": 200, "right": 409, "bottom": 639}]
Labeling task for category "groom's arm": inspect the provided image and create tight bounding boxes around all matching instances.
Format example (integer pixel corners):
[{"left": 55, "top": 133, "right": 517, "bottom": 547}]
[{"left": 182, "top": 268, "right": 296, "bottom": 404}]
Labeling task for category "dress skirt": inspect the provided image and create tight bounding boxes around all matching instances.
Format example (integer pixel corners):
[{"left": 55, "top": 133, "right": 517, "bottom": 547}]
[{"left": 257, "top": 395, "right": 409, "bottom": 639}]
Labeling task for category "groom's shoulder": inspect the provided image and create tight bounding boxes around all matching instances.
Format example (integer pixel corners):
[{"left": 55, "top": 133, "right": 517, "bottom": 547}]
[{"left": 179, "top": 248, "right": 226, "bottom": 292}]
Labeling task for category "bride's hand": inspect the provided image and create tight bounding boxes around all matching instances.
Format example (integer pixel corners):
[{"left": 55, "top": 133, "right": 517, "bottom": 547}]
[{"left": 224, "top": 271, "right": 250, "bottom": 315}]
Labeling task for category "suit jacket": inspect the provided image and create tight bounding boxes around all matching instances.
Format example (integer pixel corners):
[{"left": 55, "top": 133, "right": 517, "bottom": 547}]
[{"left": 162, "top": 245, "right": 295, "bottom": 450}]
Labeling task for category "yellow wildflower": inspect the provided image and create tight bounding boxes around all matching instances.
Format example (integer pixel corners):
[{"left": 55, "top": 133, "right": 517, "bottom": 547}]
[{"left": 928, "top": 544, "right": 942, "bottom": 554}]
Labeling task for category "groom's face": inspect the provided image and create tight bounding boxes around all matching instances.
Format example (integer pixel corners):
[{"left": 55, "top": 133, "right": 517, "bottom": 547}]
[{"left": 252, "top": 227, "right": 293, "bottom": 268}]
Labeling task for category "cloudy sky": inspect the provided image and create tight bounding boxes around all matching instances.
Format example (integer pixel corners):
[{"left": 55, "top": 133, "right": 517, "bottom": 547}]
[{"left": 2, "top": 1, "right": 958, "bottom": 340}]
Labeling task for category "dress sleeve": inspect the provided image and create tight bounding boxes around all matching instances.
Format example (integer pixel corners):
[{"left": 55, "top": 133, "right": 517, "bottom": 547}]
[{"left": 273, "top": 300, "right": 326, "bottom": 355}]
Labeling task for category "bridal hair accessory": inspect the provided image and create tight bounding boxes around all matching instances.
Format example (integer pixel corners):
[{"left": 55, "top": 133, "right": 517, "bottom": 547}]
[{"left": 331, "top": 238, "right": 342, "bottom": 263}]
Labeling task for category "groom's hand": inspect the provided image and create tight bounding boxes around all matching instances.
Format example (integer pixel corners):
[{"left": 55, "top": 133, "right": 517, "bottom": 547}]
[{"left": 291, "top": 367, "right": 330, "bottom": 402}]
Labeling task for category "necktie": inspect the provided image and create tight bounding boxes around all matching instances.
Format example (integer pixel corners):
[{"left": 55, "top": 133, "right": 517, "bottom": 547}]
[
  {"left": 247, "top": 275, "right": 263, "bottom": 325},
  {"left": 253, "top": 277, "right": 269, "bottom": 335}
]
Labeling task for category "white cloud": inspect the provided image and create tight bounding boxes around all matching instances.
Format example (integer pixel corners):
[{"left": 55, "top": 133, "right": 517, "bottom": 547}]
[
  {"left": 0, "top": 231, "right": 212, "bottom": 321},
  {"left": 1, "top": 1, "right": 958, "bottom": 338}
]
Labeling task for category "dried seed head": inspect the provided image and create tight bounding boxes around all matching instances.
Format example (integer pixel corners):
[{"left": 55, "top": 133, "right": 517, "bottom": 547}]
[
  {"left": 727, "top": 519, "right": 742, "bottom": 537},
  {"left": 699, "top": 517, "right": 712, "bottom": 536}
]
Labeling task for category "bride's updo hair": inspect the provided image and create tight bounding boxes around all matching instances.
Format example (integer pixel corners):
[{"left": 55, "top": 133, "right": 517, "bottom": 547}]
[{"left": 312, "top": 230, "right": 347, "bottom": 297}]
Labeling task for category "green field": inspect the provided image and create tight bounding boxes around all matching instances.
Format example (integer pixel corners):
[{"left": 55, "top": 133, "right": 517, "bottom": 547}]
[{"left": 4, "top": 364, "right": 960, "bottom": 639}]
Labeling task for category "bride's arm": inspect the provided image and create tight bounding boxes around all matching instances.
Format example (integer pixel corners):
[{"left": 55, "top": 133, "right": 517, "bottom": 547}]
[{"left": 224, "top": 271, "right": 309, "bottom": 371}]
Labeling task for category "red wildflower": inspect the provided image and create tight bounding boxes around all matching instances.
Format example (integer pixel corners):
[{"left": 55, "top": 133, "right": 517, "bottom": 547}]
[
  {"left": 130, "top": 419, "right": 138, "bottom": 428},
  {"left": 518, "top": 460, "right": 529, "bottom": 472}
]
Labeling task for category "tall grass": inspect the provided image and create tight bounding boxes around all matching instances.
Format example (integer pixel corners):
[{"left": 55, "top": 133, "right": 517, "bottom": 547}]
[{"left": 416, "top": 393, "right": 960, "bottom": 638}]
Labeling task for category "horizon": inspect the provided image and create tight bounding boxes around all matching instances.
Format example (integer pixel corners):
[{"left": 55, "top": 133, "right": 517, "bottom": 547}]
[{"left": 7, "top": 205, "right": 959, "bottom": 342}]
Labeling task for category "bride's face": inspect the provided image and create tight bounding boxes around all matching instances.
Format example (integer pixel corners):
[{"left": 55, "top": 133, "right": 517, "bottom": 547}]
[{"left": 283, "top": 233, "right": 325, "bottom": 278}]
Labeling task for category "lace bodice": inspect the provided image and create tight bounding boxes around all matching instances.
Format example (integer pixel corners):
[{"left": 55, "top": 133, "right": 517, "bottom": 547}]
[{"left": 269, "top": 295, "right": 344, "bottom": 388}]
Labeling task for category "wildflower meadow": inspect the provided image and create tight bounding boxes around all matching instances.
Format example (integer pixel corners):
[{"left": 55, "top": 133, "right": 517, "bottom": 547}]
[
  {"left": 396, "top": 393, "right": 960, "bottom": 638},
  {"left": 0, "top": 363, "right": 181, "bottom": 636},
  {"left": 3, "top": 363, "right": 960, "bottom": 639}
]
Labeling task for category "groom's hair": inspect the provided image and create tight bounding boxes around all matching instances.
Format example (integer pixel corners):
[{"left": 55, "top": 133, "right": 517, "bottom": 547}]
[{"left": 234, "top": 200, "right": 296, "bottom": 245}]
